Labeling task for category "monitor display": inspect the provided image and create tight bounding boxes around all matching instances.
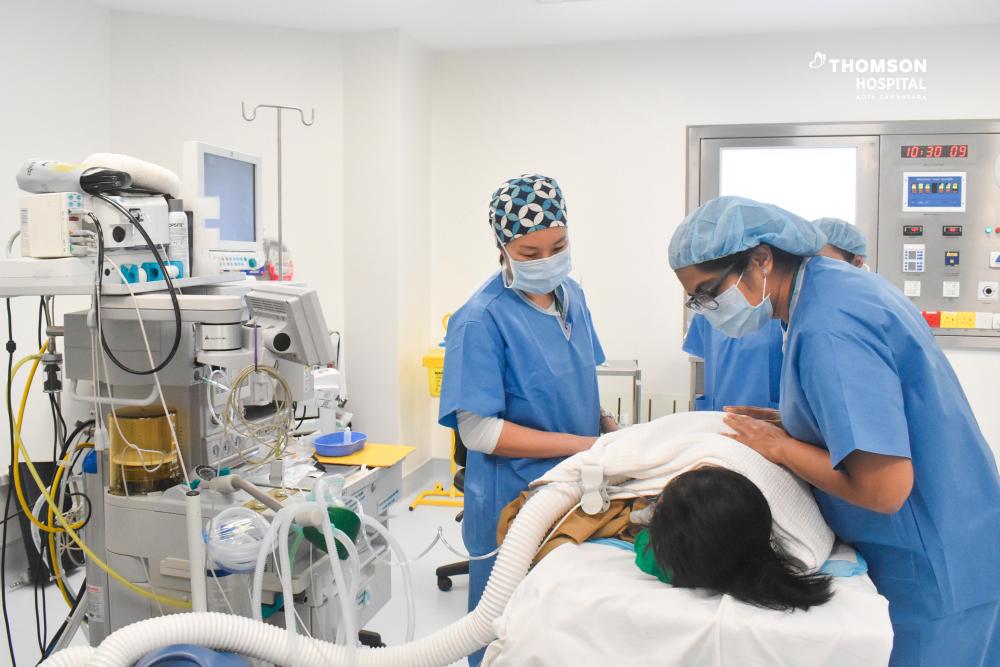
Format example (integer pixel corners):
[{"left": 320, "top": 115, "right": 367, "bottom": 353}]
[
  {"left": 902, "top": 172, "right": 966, "bottom": 212},
  {"left": 203, "top": 153, "right": 256, "bottom": 242}
]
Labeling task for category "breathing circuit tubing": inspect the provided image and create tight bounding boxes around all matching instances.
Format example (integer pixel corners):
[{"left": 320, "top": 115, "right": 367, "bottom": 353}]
[{"left": 41, "top": 480, "right": 582, "bottom": 667}]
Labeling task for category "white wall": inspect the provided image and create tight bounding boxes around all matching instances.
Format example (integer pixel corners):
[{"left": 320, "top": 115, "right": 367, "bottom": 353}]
[
  {"left": 342, "top": 31, "right": 433, "bottom": 473},
  {"left": 0, "top": 0, "right": 112, "bottom": 471},
  {"left": 430, "top": 25, "right": 1000, "bottom": 459},
  {"left": 106, "top": 11, "right": 345, "bottom": 332}
]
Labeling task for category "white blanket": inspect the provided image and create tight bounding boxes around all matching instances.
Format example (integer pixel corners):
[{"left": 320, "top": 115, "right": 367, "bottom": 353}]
[
  {"left": 532, "top": 411, "right": 835, "bottom": 570},
  {"left": 484, "top": 542, "right": 893, "bottom": 667}
]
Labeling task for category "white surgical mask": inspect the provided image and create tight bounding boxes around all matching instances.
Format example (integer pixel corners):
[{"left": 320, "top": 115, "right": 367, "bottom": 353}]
[
  {"left": 503, "top": 247, "right": 572, "bottom": 295},
  {"left": 702, "top": 269, "right": 773, "bottom": 338}
]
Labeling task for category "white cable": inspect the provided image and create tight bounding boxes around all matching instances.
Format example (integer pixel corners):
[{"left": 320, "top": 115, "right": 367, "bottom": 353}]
[
  {"left": 120, "top": 474, "right": 166, "bottom": 618},
  {"left": 202, "top": 369, "right": 228, "bottom": 426},
  {"left": 105, "top": 258, "right": 191, "bottom": 487},
  {"left": 360, "top": 515, "right": 415, "bottom": 643},
  {"left": 208, "top": 570, "right": 236, "bottom": 616},
  {"left": 317, "top": 506, "right": 359, "bottom": 666}
]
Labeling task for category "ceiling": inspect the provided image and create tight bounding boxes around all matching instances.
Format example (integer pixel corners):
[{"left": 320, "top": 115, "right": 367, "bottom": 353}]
[{"left": 88, "top": 0, "right": 1000, "bottom": 50}]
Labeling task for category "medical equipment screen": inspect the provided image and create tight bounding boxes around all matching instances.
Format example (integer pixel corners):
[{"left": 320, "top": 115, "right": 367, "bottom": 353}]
[
  {"left": 903, "top": 173, "right": 966, "bottom": 212},
  {"left": 900, "top": 144, "right": 968, "bottom": 159},
  {"left": 204, "top": 153, "right": 257, "bottom": 242}
]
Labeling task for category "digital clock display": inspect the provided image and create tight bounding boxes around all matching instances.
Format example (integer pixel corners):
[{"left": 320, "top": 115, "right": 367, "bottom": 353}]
[{"left": 901, "top": 144, "right": 969, "bottom": 159}]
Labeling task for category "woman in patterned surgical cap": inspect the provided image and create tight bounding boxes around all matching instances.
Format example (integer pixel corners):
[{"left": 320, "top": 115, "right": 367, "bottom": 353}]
[{"left": 438, "top": 174, "right": 614, "bottom": 666}]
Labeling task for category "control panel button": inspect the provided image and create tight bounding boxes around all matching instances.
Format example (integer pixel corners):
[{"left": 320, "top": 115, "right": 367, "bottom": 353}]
[{"left": 903, "top": 244, "right": 926, "bottom": 273}]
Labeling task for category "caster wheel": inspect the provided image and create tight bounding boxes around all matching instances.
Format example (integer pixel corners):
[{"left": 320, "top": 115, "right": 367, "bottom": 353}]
[
  {"left": 437, "top": 576, "right": 453, "bottom": 592},
  {"left": 409, "top": 506, "right": 415, "bottom": 511}
]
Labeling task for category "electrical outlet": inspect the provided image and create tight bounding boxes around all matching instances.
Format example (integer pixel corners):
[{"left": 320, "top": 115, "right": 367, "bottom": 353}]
[
  {"left": 956, "top": 311, "right": 977, "bottom": 329},
  {"left": 940, "top": 311, "right": 960, "bottom": 328}
]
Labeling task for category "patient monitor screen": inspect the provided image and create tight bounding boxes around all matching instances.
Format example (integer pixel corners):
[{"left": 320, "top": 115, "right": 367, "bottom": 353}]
[{"left": 204, "top": 153, "right": 257, "bottom": 242}]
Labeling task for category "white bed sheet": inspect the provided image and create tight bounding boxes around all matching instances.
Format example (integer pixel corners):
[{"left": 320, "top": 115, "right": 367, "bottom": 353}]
[{"left": 484, "top": 542, "right": 893, "bottom": 667}]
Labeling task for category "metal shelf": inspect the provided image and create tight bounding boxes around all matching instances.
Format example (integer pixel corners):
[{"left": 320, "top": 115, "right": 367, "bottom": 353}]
[
  {"left": 0, "top": 257, "right": 247, "bottom": 297},
  {"left": 101, "top": 273, "right": 246, "bottom": 295}
]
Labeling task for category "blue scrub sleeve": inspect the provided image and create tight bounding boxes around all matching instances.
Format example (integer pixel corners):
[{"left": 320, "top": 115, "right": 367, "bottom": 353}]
[
  {"left": 682, "top": 315, "right": 707, "bottom": 358},
  {"left": 438, "top": 319, "right": 507, "bottom": 430},
  {"left": 796, "top": 330, "right": 911, "bottom": 467}
]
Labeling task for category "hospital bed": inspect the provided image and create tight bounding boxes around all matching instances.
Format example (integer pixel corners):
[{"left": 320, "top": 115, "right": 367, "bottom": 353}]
[
  {"left": 484, "top": 541, "right": 893, "bottom": 666},
  {"left": 481, "top": 410, "right": 895, "bottom": 666}
]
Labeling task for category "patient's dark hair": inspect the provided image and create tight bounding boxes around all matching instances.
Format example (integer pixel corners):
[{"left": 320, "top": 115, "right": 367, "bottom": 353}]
[{"left": 650, "top": 466, "right": 832, "bottom": 612}]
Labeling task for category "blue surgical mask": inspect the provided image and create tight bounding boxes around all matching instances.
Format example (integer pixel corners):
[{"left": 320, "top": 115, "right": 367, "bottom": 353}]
[
  {"left": 702, "top": 270, "right": 773, "bottom": 338},
  {"left": 503, "top": 247, "right": 572, "bottom": 295}
]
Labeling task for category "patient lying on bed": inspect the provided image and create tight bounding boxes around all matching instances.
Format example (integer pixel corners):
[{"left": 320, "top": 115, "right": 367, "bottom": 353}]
[
  {"left": 639, "top": 466, "right": 832, "bottom": 611},
  {"left": 487, "top": 413, "right": 892, "bottom": 667}
]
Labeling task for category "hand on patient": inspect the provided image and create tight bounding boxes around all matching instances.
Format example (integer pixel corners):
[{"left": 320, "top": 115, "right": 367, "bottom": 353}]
[
  {"left": 722, "top": 413, "right": 793, "bottom": 465},
  {"left": 600, "top": 414, "right": 619, "bottom": 434},
  {"left": 723, "top": 405, "right": 782, "bottom": 427}
]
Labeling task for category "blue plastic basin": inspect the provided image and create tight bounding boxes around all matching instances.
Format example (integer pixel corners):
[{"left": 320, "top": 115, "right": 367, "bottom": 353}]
[{"left": 313, "top": 431, "right": 367, "bottom": 458}]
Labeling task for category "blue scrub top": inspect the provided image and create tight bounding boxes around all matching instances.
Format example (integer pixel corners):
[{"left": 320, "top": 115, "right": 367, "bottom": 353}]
[
  {"left": 683, "top": 314, "right": 783, "bottom": 411},
  {"left": 438, "top": 271, "right": 605, "bottom": 552},
  {"left": 781, "top": 257, "right": 1000, "bottom": 622}
]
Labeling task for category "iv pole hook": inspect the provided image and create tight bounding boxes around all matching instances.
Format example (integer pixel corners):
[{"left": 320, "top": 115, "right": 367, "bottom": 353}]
[{"left": 240, "top": 102, "right": 316, "bottom": 281}]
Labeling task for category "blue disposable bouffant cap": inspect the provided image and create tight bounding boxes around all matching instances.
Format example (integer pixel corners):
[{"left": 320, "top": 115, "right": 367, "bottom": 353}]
[
  {"left": 815, "top": 217, "right": 868, "bottom": 256},
  {"left": 669, "top": 196, "right": 828, "bottom": 270}
]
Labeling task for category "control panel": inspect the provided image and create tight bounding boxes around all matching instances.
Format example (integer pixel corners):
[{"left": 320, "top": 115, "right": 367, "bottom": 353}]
[
  {"left": 205, "top": 249, "right": 264, "bottom": 275},
  {"left": 878, "top": 134, "right": 1000, "bottom": 345}
]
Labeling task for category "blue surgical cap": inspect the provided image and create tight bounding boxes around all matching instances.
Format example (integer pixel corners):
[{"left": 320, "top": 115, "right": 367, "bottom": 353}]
[
  {"left": 814, "top": 217, "right": 868, "bottom": 257},
  {"left": 668, "top": 196, "right": 828, "bottom": 270}
]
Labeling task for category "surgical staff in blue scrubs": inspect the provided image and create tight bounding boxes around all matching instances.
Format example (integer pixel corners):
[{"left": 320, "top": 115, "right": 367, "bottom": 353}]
[
  {"left": 814, "top": 216, "right": 868, "bottom": 268},
  {"left": 683, "top": 315, "right": 783, "bottom": 410},
  {"left": 683, "top": 217, "right": 869, "bottom": 413},
  {"left": 438, "top": 174, "right": 614, "bottom": 667},
  {"left": 669, "top": 196, "right": 1000, "bottom": 666}
]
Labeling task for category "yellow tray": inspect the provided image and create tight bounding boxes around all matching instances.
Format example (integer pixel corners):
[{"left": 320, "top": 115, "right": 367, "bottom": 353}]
[{"left": 314, "top": 443, "right": 414, "bottom": 468}]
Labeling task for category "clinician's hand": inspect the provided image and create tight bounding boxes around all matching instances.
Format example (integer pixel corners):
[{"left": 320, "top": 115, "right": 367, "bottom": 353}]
[
  {"left": 723, "top": 405, "right": 782, "bottom": 428},
  {"left": 722, "top": 413, "right": 793, "bottom": 465},
  {"left": 600, "top": 415, "right": 619, "bottom": 434}
]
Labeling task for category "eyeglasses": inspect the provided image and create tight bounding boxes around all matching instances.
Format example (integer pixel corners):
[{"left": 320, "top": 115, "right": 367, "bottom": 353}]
[{"left": 684, "top": 264, "right": 737, "bottom": 312}]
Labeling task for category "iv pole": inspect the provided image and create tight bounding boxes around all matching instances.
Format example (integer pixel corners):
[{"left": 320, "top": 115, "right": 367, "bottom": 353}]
[{"left": 241, "top": 102, "right": 315, "bottom": 281}]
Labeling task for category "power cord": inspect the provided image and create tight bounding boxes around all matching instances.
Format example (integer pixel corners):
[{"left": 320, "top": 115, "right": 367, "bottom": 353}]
[
  {"left": 90, "top": 196, "right": 182, "bottom": 375},
  {"left": 3, "top": 298, "right": 18, "bottom": 667}
]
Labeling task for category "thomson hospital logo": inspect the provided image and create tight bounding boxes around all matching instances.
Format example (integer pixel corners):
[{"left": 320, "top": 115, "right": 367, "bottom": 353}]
[{"left": 808, "top": 52, "right": 928, "bottom": 101}]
